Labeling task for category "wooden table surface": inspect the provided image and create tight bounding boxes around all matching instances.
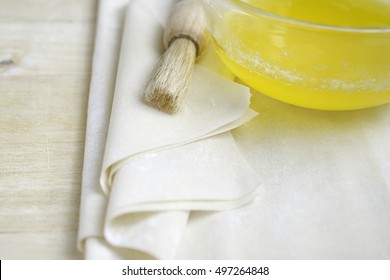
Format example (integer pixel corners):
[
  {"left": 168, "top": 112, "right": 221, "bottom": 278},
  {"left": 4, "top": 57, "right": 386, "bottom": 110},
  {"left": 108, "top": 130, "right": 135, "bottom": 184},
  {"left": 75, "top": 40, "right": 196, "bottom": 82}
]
[{"left": 0, "top": 0, "right": 97, "bottom": 259}]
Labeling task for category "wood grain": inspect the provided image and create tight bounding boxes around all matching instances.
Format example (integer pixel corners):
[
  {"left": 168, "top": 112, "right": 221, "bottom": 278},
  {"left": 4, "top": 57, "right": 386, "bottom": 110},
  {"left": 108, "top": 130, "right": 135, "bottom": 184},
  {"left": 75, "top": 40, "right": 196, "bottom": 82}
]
[
  {"left": 0, "top": 0, "right": 96, "bottom": 259},
  {"left": 0, "top": 0, "right": 96, "bottom": 22}
]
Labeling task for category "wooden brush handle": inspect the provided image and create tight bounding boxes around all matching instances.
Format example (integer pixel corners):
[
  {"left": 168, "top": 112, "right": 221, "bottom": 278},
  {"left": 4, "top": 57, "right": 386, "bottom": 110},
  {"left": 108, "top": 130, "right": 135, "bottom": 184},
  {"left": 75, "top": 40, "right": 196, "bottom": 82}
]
[{"left": 163, "top": 0, "right": 209, "bottom": 56}]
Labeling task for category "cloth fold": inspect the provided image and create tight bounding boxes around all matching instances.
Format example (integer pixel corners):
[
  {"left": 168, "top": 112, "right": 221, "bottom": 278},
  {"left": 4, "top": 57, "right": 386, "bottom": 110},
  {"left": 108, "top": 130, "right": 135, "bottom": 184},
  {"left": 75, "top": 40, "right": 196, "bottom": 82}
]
[
  {"left": 78, "top": 0, "right": 260, "bottom": 259},
  {"left": 77, "top": 0, "right": 128, "bottom": 253}
]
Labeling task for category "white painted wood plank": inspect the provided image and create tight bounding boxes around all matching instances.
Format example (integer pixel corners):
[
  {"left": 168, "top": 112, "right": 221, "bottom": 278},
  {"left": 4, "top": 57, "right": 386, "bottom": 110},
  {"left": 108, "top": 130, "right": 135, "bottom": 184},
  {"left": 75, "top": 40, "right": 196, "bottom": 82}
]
[
  {"left": 0, "top": 231, "right": 82, "bottom": 259},
  {"left": 0, "top": 0, "right": 96, "bottom": 22},
  {"left": 0, "top": 0, "right": 96, "bottom": 259}
]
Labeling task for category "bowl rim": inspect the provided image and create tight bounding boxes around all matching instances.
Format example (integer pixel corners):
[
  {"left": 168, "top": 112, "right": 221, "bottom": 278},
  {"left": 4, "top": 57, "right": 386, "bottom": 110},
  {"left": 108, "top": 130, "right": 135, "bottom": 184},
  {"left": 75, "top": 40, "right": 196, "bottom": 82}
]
[{"left": 218, "top": 0, "right": 390, "bottom": 33}]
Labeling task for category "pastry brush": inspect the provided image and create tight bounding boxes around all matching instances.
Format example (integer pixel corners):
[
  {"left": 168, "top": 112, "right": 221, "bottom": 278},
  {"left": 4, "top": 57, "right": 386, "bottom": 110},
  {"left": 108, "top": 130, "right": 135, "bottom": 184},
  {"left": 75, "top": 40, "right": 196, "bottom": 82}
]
[{"left": 144, "top": 0, "right": 209, "bottom": 114}]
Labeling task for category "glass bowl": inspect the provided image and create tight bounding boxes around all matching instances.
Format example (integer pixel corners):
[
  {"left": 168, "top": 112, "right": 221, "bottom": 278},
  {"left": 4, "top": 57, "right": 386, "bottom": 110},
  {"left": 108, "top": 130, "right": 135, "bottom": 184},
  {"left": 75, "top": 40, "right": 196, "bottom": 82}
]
[{"left": 202, "top": 0, "right": 390, "bottom": 110}]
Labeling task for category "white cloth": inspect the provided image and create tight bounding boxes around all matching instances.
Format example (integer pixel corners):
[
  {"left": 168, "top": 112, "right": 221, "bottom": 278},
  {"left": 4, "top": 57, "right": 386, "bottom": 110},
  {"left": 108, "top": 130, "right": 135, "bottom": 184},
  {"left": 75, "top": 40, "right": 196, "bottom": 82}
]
[
  {"left": 77, "top": 0, "right": 128, "bottom": 253},
  {"left": 79, "top": 0, "right": 390, "bottom": 259},
  {"left": 78, "top": 0, "right": 260, "bottom": 260}
]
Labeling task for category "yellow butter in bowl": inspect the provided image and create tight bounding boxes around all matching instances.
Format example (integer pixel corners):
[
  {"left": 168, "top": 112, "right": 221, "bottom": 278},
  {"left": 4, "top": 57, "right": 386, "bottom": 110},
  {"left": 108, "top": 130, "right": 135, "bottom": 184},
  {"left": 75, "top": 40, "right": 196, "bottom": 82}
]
[{"left": 203, "top": 0, "right": 390, "bottom": 110}]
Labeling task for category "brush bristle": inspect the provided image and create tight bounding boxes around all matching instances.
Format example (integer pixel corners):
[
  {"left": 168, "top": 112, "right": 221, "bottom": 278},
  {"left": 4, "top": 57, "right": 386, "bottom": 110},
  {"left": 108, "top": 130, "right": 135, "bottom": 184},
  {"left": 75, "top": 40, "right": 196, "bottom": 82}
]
[{"left": 144, "top": 38, "right": 197, "bottom": 114}]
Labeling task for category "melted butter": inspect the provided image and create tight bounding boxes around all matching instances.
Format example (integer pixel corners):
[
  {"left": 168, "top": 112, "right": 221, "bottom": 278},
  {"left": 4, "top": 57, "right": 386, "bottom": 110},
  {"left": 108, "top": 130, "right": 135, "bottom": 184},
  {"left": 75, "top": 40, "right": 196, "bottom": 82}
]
[
  {"left": 241, "top": 0, "right": 390, "bottom": 27},
  {"left": 213, "top": 0, "right": 390, "bottom": 110}
]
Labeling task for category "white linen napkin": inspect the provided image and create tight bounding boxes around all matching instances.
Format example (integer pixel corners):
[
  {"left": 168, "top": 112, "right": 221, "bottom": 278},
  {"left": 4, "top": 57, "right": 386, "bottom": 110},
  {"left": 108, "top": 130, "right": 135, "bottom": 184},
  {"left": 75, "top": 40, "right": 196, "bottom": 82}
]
[
  {"left": 79, "top": 0, "right": 390, "bottom": 259},
  {"left": 77, "top": 0, "right": 128, "bottom": 256},
  {"left": 78, "top": 0, "right": 261, "bottom": 259}
]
